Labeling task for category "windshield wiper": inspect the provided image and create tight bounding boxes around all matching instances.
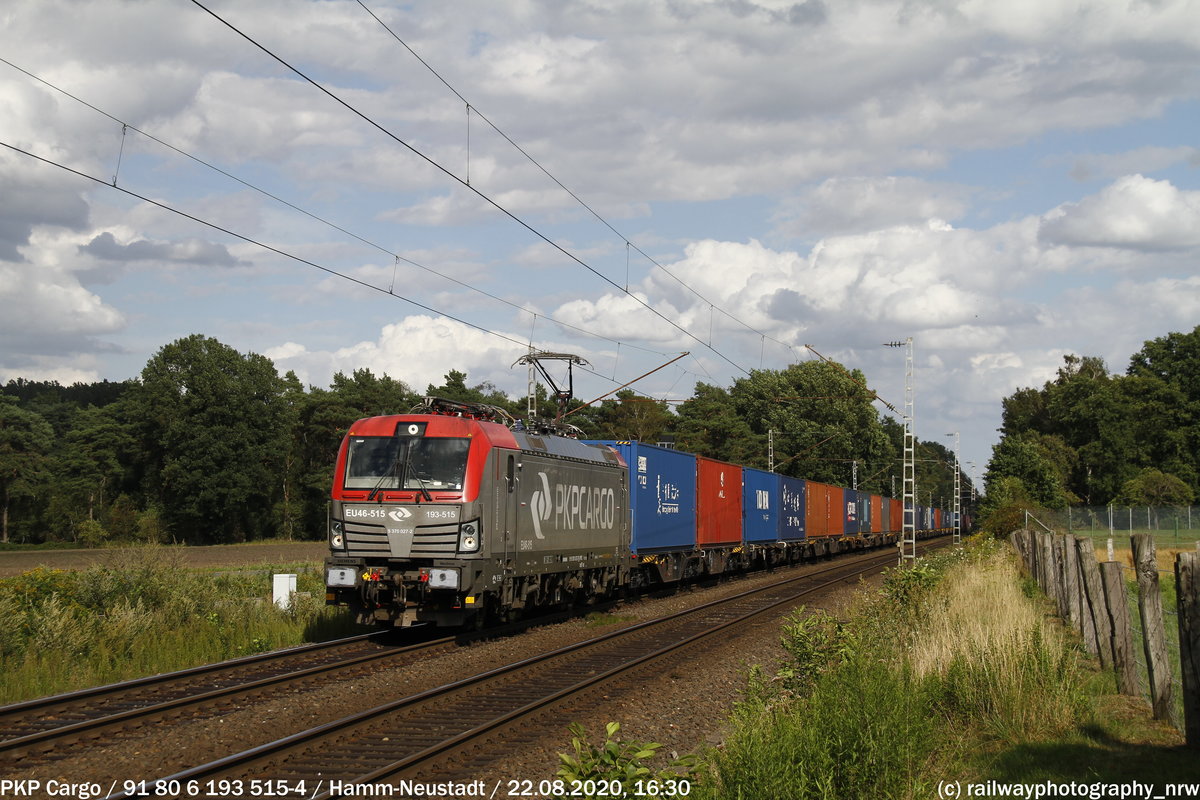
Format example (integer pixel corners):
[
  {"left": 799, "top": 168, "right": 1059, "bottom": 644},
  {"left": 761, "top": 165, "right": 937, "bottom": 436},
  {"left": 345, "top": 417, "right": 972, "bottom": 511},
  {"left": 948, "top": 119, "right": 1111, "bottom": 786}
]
[
  {"left": 404, "top": 446, "right": 433, "bottom": 502},
  {"left": 367, "top": 441, "right": 407, "bottom": 502}
]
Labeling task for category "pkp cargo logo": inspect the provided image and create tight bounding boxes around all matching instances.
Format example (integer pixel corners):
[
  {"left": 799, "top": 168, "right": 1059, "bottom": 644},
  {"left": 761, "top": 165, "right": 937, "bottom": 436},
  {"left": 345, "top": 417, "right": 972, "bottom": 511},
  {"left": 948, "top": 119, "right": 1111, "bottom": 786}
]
[
  {"left": 530, "top": 472, "right": 553, "bottom": 539},
  {"left": 530, "top": 471, "right": 617, "bottom": 539}
]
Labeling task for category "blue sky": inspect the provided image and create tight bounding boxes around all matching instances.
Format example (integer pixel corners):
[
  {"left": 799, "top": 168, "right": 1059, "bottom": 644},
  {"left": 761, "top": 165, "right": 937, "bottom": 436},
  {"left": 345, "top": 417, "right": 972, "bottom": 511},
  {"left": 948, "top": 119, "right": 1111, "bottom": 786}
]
[{"left": 2, "top": 0, "right": 1199, "bottom": 481}]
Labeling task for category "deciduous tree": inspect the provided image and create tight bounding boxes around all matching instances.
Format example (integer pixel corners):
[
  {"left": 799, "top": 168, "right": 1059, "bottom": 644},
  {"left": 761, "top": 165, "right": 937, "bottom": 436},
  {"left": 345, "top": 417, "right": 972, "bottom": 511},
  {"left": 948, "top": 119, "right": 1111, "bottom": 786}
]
[
  {"left": 129, "top": 334, "right": 291, "bottom": 543},
  {"left": 0, "top": 396, "right": 53, "bottom": 543}
]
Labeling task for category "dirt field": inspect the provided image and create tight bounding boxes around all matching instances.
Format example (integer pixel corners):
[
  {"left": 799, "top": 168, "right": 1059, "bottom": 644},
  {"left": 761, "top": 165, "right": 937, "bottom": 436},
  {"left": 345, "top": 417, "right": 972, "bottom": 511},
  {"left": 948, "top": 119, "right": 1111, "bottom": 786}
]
[{"left": 0, "top": 541, "right": 329, "bottom": 577}]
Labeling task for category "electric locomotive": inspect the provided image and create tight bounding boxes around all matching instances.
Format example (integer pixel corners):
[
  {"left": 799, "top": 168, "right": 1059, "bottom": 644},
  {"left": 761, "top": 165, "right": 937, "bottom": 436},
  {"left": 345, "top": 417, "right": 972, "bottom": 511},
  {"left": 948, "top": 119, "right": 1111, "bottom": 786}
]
[{"left": 324, "top": 397, "right": 629, "bottom": 628}]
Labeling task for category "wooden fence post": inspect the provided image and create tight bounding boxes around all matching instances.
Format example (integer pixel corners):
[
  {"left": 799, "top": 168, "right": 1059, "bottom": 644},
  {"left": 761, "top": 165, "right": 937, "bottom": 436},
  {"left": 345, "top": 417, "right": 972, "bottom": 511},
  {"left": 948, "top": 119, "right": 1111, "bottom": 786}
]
[
  {"left": 1057, "top": 535, "right": 1071, "bottom": 622},
  {"left": 1131, "top": 533, "right": 1174, "bottom": 721},
  {"left": 1011, "top": 530, "right": 1028, "bottom": 572},
  {"left": 1052, "top": 535, "right": 1067, "bottom": 616},
  {"left": 1038, "top": 532, "right": 1052, "bottom": 592},
  {"left": 1031, "top": 530, "right": 1043, "bottom": 586},
  {"left": 1065, "top": 535, "right": 1083, "bottom": 636},
  {"left": 1076, "top": 537, "right": 1110, "bottom": 668},
  {"left": 1100, "top": 560, "right": 1139, "bottom": 696},
  {"left": 1176, "top": 551, "right": 1199, "bottom": 747},
  {"left": 1029, "top": 529, "right": 1041, "bottom": 583}
]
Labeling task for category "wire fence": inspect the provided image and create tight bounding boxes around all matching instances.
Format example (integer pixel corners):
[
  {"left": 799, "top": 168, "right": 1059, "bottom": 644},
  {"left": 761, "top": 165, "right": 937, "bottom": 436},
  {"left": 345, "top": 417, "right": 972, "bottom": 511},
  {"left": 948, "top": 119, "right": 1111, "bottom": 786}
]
[
  {"left": 1032, "top": 507, "right": 1200, "bottom": 561},
  {"left": 1039, "top": 505, "right": 1200, "bottom": 538}
]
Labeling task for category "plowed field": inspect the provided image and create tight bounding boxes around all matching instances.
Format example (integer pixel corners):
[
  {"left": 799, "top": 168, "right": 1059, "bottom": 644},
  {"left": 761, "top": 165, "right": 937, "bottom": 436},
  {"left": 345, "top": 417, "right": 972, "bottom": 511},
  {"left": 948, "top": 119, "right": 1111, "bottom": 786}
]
[{"left": 0, "top": 541, "right": 329, "bottom": 577}]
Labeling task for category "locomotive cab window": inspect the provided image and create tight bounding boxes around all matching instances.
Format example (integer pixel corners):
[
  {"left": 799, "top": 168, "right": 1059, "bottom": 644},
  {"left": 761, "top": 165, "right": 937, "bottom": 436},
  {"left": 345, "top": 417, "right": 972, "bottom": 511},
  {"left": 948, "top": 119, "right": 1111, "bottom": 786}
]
[{"left": 345, "top": 437, "right": 470, "bottom": 491}]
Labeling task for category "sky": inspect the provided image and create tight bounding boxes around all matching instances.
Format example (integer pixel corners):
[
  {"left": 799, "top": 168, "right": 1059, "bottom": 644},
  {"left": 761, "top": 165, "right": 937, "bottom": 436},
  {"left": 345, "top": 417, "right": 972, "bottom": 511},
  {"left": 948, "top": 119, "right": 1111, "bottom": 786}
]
[{"left": 2, "top": 0, "right": 1199, "bottom": 484}]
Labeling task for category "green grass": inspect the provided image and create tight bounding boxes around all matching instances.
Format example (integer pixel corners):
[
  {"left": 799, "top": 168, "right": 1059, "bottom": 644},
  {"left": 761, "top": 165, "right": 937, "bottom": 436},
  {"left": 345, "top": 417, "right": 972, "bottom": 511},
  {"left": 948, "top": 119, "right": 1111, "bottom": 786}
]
[
  {"left": 701, "top": 653, "right": 936, "bottom": 800},
  {"left": 687, "top": 536, "right": 1194, "bottom": 799},
  {"left": 1067, "top": 528, "right": 1200, "bottom": 552},
  {"left": 976, "top": 676, "right": 1194, "bottom": 784},
  {"left": 0, "top": 549, "right": 368, "bottom": 704},
  {"left": 0, "top": 540, "right": 96, "bottom": 551}
]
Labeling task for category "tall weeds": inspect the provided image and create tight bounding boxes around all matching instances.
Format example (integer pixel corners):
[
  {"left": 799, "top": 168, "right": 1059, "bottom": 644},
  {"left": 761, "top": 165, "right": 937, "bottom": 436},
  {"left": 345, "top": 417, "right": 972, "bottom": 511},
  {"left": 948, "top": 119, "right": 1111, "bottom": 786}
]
[
  {"left": 698, "top": 537, "right": 1093, "bottom": 799},
  {"left": 0, "top": 549, "right": 364, "bottom": 704}
]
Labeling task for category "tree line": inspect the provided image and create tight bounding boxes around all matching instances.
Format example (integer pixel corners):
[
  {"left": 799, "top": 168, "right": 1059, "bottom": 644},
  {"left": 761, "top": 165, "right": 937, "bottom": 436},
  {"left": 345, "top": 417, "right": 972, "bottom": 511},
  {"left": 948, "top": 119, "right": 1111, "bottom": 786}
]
[
  {"left": 982, "top": 325, "right": 1200, "bottom": 524},
  {"left": 1, "top": 334, "right": 965, "bottom": 546}
]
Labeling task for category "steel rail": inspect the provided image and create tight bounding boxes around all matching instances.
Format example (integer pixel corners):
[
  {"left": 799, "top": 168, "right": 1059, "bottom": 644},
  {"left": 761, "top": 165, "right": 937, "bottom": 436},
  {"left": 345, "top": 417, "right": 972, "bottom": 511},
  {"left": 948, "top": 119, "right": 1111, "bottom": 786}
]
[
  {"left": 0, "top": 630, "right": 450, "bottom": 758},
  {"left": 112, "top": 538, "right": 950, "bottom": 798}
]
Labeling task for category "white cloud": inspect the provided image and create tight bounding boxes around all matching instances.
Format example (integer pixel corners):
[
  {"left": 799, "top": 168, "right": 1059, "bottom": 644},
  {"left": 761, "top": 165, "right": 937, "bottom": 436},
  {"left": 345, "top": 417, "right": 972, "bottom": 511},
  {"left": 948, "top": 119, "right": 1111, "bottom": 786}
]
[
  {"left": 1039, "top": 175, "right": 1200, "bottom": 252},
  {"left": 552, "top": 291, "right": 688, "bottom": 345},
  {"left": 0, "top": 243, "right": 127, "bottom": 357},
  {"left": 266, "top": 315, "right": 528, "bottom": 392},
  {"left": 774, "top": 176, "right": 975, "bottom": 237}
]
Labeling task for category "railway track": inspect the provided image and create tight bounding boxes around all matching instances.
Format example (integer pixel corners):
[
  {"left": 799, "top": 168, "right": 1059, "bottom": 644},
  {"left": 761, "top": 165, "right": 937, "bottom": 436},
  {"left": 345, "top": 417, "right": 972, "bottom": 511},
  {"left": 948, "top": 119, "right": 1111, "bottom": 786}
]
[
  {"left": 111, "top": 539, "right": 949, "bottom": 799},
  {"left": 0, "top": 629, "right": 461, "bottom": 760}
]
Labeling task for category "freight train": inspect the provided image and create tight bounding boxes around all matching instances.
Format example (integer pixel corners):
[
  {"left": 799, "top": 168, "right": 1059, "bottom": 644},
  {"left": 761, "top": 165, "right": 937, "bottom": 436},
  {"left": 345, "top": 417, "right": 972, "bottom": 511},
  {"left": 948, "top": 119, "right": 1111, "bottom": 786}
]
[{"left": 324, "top": 397, "right": 956, "bottom": 628}]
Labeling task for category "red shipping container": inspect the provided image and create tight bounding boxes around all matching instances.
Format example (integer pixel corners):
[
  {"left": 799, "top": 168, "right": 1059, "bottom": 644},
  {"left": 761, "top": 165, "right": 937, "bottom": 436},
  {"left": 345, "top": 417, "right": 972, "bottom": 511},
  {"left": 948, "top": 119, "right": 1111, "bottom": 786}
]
[
  {"left": 871, "top": 495, "right": 882, "bottom": 534},
  {"left": 890, "top": 498, "right": 903, "bottom": 534},
  {"left": 696, "top": 457, "right": 743, "bottom": 546}
]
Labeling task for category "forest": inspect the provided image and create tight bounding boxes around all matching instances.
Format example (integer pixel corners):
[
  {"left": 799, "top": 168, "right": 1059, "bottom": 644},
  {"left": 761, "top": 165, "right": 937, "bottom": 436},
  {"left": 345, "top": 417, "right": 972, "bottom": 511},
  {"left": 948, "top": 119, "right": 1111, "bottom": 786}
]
[
  {"left": 983, "top": 325, "right": 1200, "bottom": 518},
  {"left": 0, "top": 333, "right": 963, "bottom": 546}
]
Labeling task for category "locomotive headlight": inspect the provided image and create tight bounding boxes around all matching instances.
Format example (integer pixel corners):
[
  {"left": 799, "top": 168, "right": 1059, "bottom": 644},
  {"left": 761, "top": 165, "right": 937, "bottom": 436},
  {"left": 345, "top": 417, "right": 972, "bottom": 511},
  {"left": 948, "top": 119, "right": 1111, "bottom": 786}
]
[
  {"left": 330, "top": 520, "right": 345, "bottom": 549},
  {"left": 458, "top": 520, "right": 480, "bottom": 553}
]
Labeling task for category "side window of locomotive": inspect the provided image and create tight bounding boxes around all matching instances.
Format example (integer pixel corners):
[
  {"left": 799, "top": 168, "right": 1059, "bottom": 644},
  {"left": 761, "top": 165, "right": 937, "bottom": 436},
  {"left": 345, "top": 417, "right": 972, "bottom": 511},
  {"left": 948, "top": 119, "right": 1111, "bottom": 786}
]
[
  {"left": 405, "top": 438, "right": 470, "bottom": 490},
  {"left": 345, "top": 437, "right": 402, "bottom": 489}
]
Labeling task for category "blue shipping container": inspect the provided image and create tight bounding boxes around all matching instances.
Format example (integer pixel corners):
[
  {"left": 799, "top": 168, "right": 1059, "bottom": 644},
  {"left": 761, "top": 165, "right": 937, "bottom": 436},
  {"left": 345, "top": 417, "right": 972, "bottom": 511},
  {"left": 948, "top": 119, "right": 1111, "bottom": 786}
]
[
  {"left": 843, "top": 489, "right": 860, "bottom": 535},
  {"left": 779, "top": 476, "right": 806, "bottom": 540},
  {"left": 742, "top": 468, "right": 780, "bottom": 543},
  {"left": 586, "top": 441, "right": 697, "bottom": 553}
]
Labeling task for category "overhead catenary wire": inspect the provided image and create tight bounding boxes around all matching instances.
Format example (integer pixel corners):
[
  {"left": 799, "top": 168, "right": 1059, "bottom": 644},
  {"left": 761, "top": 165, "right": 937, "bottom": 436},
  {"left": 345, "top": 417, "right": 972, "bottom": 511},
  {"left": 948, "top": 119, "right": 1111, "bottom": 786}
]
[
  {"left": 804, "top": 343, "right": 901, "bottom": 415},
  {"left": 353, "top": 0, "right": 797, "bottom": 362},
  {"left": 2, "top": 141, "right": 551, "bottom": 364},
  {"left": 4, "top": 137, "right": 708, "bottom": 405},
  {"left": 188, "top": 0, "right": 755, "bottom": 376},
  {"left": 0, "top": 55, "right": 690, "bottom": 367}
]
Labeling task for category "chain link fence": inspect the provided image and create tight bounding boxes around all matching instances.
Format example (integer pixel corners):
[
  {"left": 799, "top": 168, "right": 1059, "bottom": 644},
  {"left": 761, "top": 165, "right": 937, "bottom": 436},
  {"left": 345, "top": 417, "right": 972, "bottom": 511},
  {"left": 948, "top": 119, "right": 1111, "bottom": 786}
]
[{"left": 1034, "top": 506, "right": 1200, "bottom": 550}]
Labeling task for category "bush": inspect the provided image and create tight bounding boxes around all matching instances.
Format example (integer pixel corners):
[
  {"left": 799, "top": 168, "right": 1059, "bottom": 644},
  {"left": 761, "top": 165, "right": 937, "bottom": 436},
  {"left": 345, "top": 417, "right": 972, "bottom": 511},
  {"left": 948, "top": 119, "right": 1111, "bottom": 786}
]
[
  {"left": 558, "top": 722, "right": 695, "bottom": 799},
  {"left": 776, "top": 607, "right": 855, "bottom": 696},
  {"left": 76, "top": 518, "right": 110, "bottom": 548}
]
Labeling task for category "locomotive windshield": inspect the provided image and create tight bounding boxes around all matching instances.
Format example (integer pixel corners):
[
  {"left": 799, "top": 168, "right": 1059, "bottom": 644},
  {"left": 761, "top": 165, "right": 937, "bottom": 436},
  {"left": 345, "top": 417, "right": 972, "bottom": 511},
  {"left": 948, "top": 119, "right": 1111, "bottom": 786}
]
[{"left": 344, "top": 437, "right": 470, "bottom": 492}]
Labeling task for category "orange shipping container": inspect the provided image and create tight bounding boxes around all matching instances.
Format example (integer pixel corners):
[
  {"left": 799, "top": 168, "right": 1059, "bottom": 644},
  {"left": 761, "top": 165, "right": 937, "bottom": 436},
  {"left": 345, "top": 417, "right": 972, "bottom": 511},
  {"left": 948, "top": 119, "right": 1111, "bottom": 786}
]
[
  {"left": 871, "top": 495, "right": 882, "bottom": 534},
  {"left": 805, "top": 481, "right": 843, "bottom": 537},
  {"left": 696, "top": 457, "right": 743, "bottom": 546}
]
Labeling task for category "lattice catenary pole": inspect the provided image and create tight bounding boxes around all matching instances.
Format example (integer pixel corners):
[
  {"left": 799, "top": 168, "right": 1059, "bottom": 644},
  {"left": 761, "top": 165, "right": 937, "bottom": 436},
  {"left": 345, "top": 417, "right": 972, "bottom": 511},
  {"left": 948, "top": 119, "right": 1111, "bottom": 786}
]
[{"left": 885, "top": 338, "right": 916, "bottom": 566}]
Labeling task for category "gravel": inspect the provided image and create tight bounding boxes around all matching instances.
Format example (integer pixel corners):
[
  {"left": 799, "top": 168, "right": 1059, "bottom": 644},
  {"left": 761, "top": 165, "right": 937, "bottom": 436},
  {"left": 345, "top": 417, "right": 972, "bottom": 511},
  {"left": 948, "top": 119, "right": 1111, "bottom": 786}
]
[{"left": 2, "top": 557, "right": 884, "bottom": 795}]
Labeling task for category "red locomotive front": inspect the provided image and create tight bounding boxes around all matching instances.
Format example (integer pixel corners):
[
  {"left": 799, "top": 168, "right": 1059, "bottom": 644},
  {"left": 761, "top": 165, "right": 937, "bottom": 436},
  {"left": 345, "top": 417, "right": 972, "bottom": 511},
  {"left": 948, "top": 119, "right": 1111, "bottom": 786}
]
[{"left": 324, "top": 398, "right": 628, "bottom": 628}]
